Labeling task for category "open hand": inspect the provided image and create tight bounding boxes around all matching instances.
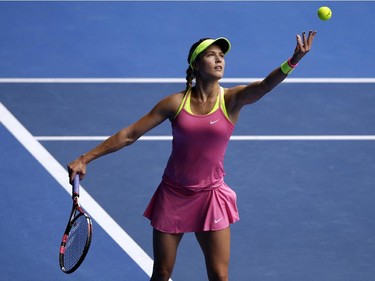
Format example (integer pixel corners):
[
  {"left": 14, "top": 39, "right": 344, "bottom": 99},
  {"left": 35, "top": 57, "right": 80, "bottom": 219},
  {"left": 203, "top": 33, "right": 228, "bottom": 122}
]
[{"left": 291, "top": 30, "right": 317, "bottom": 64}]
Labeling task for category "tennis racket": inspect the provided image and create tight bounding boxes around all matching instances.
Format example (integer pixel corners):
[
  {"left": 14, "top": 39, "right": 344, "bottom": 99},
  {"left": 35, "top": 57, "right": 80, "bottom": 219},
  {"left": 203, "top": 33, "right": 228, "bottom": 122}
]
[{"left": 59, "top": 174, "right": 92, "bottom": 274}]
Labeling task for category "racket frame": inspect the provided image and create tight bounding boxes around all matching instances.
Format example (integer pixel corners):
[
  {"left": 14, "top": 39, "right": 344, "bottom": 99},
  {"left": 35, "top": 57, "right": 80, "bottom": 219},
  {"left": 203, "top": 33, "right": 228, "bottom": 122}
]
[{"left": 59, "top": 175, "right": 93, "bottom": 274}]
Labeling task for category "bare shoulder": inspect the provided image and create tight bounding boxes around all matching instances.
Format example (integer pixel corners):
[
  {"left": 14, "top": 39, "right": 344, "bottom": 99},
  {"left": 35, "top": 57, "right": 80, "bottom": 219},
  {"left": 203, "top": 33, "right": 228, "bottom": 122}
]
[
  {"left": 224, "top": 81, "right": 265, "bottom": 109},
  {"left": 223, "top": 85, "right": 247, "bottom": 109},
  {"left": 163, "top": 91, "right": 185, "bottom": 105},
  {"left": 152, "top": 90, "right": 185, "bottom": 118},
  {"left": 159, "top": 91, "right": 185, "bottom": 109},
  {"left": 224, "top": 85, "right": 247, "bottom": 97}
]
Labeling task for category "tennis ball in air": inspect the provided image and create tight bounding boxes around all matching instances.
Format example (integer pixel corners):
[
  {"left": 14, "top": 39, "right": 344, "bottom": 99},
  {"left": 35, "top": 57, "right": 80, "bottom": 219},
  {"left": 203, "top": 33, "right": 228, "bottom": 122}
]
[{"left": 317, "top": 6, "right": 332, "bottom": 20}]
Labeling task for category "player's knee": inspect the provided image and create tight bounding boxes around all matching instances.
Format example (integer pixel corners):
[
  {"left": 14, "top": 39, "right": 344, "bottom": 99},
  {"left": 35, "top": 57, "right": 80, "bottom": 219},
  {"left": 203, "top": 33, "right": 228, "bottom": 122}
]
[
  {"left": 208, "top": 269, "right": 229, "bottom": 281},
  {"left": 150, "top": 266, "right": 173, "bottom": 281}
]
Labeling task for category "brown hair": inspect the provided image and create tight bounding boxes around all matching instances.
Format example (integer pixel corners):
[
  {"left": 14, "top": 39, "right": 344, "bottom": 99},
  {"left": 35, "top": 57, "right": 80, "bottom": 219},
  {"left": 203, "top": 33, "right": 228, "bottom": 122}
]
[{"left": 185, "top": 38, "right": 211, "bottom": 93}]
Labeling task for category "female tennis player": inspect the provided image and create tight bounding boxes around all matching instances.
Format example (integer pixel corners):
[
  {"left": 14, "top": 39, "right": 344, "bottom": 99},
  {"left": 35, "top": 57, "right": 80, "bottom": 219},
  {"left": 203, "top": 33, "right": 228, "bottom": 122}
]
[{"left": 68, "top": 30, "right": 317, "bottom": 281}]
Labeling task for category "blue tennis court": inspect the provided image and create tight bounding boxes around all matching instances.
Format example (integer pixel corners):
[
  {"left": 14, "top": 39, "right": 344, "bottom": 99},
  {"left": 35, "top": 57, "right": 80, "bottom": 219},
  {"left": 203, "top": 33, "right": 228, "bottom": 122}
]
[{"left": 1, "top": 1, "right": 375, "bottom": 281}]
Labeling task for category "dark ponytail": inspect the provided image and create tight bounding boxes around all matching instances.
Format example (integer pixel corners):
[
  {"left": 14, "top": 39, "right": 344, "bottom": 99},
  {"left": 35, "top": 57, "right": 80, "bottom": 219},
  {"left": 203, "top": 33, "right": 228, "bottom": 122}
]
[
  {"left": 185, "top": 38, "right": 211, "bottom": 93},
  {"left": 185, "top": 66, "right": 194, "bottom": 93}
]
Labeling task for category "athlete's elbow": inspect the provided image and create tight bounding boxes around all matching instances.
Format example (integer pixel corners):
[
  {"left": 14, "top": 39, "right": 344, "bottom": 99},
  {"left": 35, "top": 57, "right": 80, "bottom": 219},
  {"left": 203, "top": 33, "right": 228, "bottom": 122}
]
[{"left": 119, "top": 128, "right": 139, "bottom": 146}]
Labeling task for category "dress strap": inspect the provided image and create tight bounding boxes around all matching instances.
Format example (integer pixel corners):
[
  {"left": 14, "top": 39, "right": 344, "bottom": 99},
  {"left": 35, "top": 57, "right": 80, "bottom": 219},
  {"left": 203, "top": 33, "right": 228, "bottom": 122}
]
[
  {"left": 219, "top": 87, "right": 230, "bottom": 120},
  {"left": 185, "top": 88, "right": 220, "bottom": 116},
  {"left": 173, "top": 89, "right": 190, "bottom": 119},
  {"left": 174, "top": 87, "right": 230, "bottom": 118}
]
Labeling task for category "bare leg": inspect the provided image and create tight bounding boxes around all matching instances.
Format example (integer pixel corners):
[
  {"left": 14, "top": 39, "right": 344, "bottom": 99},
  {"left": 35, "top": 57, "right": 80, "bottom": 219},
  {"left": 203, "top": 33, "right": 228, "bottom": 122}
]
[
  {"left": 150, "top": 229, "right": 184, "bottom": 281},
  {"left": 195, "top": 227, "right": 231, "bottom": 281}
]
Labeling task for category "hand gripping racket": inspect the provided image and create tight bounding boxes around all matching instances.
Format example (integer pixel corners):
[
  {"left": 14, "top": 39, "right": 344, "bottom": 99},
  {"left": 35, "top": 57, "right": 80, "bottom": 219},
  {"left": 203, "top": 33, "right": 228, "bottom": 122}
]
[{"left": 59, "top": 174, "right": 93, "bottom": 273}]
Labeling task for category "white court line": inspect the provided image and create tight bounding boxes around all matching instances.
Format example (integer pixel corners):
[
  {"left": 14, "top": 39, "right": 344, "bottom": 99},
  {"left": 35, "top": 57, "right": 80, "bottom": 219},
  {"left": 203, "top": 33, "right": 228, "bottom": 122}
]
[
  {"left": 35, "top": 135, "right": 375, "bottom": 141},
  {"left": 0, "top": 102, "right": 158, "bottom": 280},
  {"left": 1, "top": 78, "right": 375, "bottom": 83}
]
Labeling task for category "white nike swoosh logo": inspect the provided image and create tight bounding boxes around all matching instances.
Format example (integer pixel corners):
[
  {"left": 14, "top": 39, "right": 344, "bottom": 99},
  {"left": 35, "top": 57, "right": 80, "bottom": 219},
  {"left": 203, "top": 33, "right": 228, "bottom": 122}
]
[
  {"left": 210, "top": 120, "right": 220, "bottom": 125},
  {"left": 214, "top": 218, "right": 223, "bottom": 223}
]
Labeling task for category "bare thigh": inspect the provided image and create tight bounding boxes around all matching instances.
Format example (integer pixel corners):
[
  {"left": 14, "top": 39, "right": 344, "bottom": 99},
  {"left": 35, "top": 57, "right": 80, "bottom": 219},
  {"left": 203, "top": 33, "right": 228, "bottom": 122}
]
[
  {"left": 151, "top": 229, "right": 184, "bottom": 281},
  {"left": 195, "top": 227, "right": 231, "bottom": 281}
]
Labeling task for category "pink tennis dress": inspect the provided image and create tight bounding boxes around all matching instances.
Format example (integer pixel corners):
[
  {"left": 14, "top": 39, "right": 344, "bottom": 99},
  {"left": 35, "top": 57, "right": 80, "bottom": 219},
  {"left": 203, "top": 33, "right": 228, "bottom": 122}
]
[{"left": 144, "top": 87, "right": 239, "bottom": 233}]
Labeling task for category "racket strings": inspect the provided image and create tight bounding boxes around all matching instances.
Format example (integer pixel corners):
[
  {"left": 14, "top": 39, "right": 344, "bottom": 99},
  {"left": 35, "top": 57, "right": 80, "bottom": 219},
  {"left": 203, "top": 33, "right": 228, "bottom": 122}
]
[{"left": 63, "top": 215, "right": 90, "bottom": 271}]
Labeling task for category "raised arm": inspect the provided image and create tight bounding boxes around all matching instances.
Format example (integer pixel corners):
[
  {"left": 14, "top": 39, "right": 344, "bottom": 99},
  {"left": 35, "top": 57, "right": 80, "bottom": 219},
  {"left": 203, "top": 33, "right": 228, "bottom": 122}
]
[
  {"left": 226, "top": 30, "right": 317, "bottom": 121},
  {"left": 67, "top": 92, "right": 183, "bottom": 182}
]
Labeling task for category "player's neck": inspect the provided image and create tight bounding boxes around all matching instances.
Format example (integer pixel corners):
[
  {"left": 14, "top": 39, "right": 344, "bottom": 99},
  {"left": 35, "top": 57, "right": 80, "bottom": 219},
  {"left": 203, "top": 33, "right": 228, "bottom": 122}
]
[{"left": 193, "top": 81, "right": 220, "bottom": 102}]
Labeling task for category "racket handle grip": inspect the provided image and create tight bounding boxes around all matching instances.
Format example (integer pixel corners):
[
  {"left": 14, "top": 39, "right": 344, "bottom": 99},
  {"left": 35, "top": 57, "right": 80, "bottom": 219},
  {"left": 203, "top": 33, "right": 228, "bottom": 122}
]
[{"left": 72, "top": 174, "right": 80, "bottom": 197}]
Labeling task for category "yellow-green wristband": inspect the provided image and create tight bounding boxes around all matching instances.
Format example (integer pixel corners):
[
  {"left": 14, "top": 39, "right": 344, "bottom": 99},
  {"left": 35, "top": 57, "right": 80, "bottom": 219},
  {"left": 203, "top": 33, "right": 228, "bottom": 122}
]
[{"left": 280, "top": 58, "right": 298, "bottom": 75}]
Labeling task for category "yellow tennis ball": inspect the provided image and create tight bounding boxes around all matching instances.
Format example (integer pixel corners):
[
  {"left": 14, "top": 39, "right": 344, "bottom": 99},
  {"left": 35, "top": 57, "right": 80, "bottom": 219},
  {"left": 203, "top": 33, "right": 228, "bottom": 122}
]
[{"left": 318, "top": 6, "right": 332, "bottom": 20}]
